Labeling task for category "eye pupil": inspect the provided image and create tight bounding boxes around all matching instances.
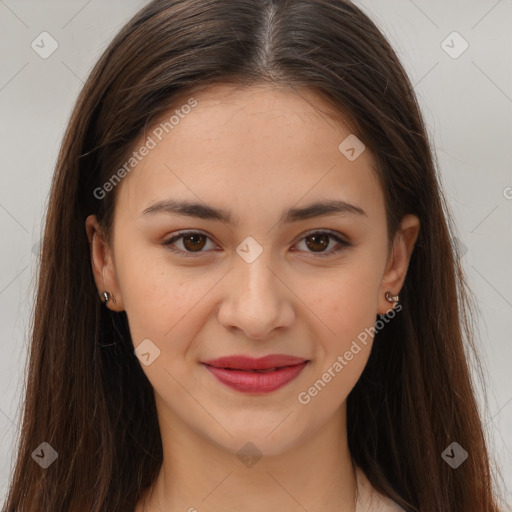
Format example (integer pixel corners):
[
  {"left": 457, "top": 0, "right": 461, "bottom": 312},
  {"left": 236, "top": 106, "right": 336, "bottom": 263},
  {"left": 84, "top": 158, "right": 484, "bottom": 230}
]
[
  {"left": 306, "top": 233, "right": 329, "bottom": 252},
  {"left": 183, "top": 233, "right": 206, "bottom": 252}
]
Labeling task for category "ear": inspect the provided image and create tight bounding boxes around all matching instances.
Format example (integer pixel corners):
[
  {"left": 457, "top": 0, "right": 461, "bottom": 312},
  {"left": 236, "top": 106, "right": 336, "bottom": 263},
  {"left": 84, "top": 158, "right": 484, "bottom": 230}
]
[
  {"left": 377, "top": 214, "right": 420, "bottom": 315},
  {"left": 85, "top": 214, "right": 124, "bottom": 312}
]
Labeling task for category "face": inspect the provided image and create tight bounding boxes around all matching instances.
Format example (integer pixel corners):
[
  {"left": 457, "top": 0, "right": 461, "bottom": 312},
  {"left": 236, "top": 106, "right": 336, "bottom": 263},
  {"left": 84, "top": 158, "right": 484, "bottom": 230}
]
[{"left": 87, "top": 83, "right": 419, "bottom": 457}]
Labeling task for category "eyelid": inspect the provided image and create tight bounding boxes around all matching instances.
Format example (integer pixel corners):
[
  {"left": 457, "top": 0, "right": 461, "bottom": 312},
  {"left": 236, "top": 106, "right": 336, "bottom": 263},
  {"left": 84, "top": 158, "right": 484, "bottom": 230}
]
[{"left": 161, "top": 229, "right": 352, "bottom": 258}]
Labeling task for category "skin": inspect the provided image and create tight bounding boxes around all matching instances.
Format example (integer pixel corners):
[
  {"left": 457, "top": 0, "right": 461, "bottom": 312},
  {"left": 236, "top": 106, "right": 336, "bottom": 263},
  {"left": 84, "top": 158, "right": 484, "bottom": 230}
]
[{"left": 86, "top": 83, "right": 420, "bottom": 512}]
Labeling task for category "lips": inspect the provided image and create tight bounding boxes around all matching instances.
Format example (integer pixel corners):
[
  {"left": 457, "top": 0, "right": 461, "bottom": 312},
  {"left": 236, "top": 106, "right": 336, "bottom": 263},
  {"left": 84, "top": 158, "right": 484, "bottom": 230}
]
[
  {"left": 203, "top": 354, "right": 307, "bottom": 371},
  {"left": 202, "top": 354, "right": 309, "bottom": 393}
]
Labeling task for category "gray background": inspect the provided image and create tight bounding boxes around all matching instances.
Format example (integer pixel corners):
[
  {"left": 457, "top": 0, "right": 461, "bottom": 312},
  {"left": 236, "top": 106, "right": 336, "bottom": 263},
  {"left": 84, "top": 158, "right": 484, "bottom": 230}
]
[{"left": 0, "top": 0, "right": 511, "bottom": 508}]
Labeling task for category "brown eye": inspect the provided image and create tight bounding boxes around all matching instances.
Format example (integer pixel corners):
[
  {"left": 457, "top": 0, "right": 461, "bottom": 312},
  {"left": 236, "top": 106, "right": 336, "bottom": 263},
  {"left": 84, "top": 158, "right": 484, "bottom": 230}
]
[
  {"left": 293, "top": 231, "right": 351, "bottom": 257},
  {"left": 162, "top": 231, "right": 216, "bottom": 257},
  {"left": 162, "top": 230, "right": 351, "bottom": 259},
  {"left": 181, "top": 233, "right": 207, "bottom": 252},
  {"left": 304, "top": 233, "right": 330, "bottom": 253}
]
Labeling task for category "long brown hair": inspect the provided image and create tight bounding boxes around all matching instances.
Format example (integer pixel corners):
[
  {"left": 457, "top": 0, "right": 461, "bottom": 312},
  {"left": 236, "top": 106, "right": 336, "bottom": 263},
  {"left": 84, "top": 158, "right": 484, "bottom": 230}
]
[{"left": 2, "top": 0, "right": 504, "bottom": 510}]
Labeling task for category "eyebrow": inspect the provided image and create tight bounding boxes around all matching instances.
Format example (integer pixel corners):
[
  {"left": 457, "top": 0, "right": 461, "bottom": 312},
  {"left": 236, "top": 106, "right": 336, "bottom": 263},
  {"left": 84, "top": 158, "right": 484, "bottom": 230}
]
[{"left": 141, "top": 198, "right": 367, "bottom": 224}]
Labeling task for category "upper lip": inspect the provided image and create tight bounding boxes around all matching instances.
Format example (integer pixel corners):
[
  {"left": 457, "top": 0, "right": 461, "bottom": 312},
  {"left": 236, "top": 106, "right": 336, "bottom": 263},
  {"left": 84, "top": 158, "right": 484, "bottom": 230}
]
[{"left": 203, "top": 354, "right": 308, "bottom": 370}]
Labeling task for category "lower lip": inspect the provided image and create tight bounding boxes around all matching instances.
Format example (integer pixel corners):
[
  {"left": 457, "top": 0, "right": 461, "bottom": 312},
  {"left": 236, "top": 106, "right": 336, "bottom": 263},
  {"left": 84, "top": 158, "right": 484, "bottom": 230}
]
[{"left": 203, "top": 362, "right": 308, "bottom": 393}]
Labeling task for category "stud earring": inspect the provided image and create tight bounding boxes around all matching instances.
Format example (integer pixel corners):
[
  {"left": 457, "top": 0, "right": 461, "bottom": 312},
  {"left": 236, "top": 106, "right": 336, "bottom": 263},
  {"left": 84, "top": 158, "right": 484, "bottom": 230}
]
[
  {"left": 101, "top": 291, "right": 116, "bottom": 305},
  {"left": 385, "top": 291, "right": 399, "bottom": 307}
]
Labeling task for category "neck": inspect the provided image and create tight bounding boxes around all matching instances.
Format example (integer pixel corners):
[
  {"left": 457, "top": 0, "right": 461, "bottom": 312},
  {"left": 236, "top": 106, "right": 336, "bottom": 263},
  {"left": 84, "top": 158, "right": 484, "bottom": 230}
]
[{"left": 138, "top": 402, "right": 358, "bottom": 512}]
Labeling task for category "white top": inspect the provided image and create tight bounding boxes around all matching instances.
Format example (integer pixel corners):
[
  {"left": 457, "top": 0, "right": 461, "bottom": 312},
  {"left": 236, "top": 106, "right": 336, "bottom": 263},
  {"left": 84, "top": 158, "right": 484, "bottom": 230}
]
[{"left": 355, "top": 466, "right": 406, "bottom": 511}]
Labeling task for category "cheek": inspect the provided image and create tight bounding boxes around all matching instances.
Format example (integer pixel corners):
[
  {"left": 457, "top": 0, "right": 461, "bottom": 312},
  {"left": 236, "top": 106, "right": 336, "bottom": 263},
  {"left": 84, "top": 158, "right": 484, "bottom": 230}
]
[
  {"left": 304, "top": 257, "right": 383, "bottom": 399},
  {"left": 114, "top": 244, "right": 186, "bottom": 340},
  {"left": 297, "top": 271, "right": 379, "bottom": 411},
  {"left": 312, "top": 262, "right": 383, "bottom": 340},
  {"left": 115, "top": 246, "right": 227, "bottom": 370}
]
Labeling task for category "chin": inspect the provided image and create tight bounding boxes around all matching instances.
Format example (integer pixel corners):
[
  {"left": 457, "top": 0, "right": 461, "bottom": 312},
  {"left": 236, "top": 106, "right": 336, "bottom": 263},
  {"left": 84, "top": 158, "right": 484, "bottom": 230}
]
[{"left": 207, "top": 424, "right": 304, "bottom": 459}]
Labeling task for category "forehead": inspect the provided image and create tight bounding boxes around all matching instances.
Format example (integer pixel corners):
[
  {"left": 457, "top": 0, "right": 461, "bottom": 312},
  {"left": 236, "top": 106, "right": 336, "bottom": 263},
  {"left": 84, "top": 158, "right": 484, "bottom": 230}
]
[
  {"left": 113, "top": 83, "right": 384, "bottom": 225},
  {"left": 160, "top": 82, "right": 358, "bottom": 147}
]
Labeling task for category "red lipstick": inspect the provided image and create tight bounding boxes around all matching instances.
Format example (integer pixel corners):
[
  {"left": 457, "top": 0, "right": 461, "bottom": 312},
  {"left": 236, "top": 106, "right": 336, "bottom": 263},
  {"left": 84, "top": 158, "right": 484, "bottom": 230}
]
[{"left": 202, "top": 355, "right": 308, "bottom": 393}]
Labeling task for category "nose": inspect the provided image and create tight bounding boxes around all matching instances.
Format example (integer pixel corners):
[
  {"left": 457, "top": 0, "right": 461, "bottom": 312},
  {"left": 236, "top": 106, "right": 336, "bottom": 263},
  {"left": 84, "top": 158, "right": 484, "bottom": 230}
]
[{"left": 217, "top": 251, "right": 295, "bottom": 341}]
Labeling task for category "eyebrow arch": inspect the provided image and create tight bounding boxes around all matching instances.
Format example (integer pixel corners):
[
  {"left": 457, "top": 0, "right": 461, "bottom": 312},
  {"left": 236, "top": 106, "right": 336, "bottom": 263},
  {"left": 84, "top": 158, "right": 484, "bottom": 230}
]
[{"left": 141, "top": 198, "right": 367, "bottom": 224}]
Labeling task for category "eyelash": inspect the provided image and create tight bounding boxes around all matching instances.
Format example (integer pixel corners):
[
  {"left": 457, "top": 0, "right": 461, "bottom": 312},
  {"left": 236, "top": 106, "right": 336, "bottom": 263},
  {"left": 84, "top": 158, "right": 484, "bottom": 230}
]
[{"left": 161, "top": 230, "right": 352, "bottom": 258}]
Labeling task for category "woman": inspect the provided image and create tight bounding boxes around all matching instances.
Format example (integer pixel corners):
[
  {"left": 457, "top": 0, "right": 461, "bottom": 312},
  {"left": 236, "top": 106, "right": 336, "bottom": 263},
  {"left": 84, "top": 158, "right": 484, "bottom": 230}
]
[{"left": 2, "top": 0, "right": 504, "bottom": 511}]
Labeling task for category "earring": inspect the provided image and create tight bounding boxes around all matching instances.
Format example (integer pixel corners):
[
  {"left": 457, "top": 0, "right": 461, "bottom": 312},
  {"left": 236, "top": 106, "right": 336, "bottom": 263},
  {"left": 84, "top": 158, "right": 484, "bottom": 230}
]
[
  {"left": 101, "top": 291, "right": 116, "bottom": 305},
  {"left": 385, "top": 291, "right": 399, "bottom": 307}
]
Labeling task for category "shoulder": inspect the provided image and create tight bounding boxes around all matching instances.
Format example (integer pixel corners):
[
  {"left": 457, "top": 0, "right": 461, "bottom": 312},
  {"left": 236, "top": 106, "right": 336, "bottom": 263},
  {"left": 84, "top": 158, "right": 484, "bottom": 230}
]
[{"left": 355, "top": 466, "right": 406, "bottom": 512}]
